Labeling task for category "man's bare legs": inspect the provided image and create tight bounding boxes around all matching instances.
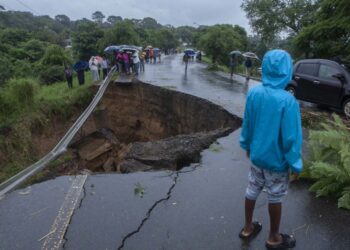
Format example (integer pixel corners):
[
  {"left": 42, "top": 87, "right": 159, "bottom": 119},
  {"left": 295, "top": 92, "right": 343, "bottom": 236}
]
[
  {"left": 267, "top": 203, "right": 283, "bottom": 244},
  {"left": 241, "top": 198, "right": 283, "bottom": 245},
  {"left": 241, "top": 198, "right": 256, "bottom": 236}
]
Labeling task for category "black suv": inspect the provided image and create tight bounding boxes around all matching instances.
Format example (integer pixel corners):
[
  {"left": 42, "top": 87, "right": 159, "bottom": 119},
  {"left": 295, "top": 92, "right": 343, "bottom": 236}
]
[{"left": 286, "top": 59, "right": 350, "bottom": 117}]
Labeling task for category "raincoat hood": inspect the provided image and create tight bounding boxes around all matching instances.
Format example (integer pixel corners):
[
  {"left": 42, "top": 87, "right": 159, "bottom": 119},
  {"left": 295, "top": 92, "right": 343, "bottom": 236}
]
[{"left": 262, "top": 50, "right": 293, "bottom": 89}]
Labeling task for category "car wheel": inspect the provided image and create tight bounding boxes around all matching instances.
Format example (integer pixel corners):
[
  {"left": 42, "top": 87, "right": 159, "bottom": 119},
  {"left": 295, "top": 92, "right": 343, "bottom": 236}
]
[
  {"left": 343, "top": 99, "right": 350, "bottom": 118},
  {"left": 286, "top": 86, "right": 296, "bottom": 96}
]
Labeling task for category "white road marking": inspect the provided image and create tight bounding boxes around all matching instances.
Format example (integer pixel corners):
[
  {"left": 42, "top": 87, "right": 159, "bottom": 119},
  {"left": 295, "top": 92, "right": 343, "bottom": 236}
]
[{"left": 41, "top": 175, "right": 88, "bottom": 250}]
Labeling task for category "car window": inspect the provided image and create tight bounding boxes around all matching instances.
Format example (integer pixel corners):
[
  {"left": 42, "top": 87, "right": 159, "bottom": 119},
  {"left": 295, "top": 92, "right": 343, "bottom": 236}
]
[
  {"left": 296, "top": 63, "right": 318, "bottom": 76},
  {"left": 318, "top": 64, "right": 341, "bottom": 79}
]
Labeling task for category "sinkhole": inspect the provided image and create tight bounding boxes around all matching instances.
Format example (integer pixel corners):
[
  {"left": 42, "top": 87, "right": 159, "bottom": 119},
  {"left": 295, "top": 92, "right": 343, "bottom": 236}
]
[{"left": 58, "top": 80, "right": 242, "bottom": 175}]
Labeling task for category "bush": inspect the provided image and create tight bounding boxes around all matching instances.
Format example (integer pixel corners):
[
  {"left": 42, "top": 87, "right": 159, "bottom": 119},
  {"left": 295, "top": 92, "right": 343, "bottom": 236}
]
[
  {"left": 39, "top": 64, "right": 65, "bottom": 84},
  {"left": 0, "top": 56, "right": 13, "bottom": 85},
  {"left": 5, "top": 78, "right": 38, "bottom": 108},
  {"left": 41, "top": 44, "right": 71, "bottom": 66},
  {"left": 304, "top": 115, "right": 350, "bottom": 210}
]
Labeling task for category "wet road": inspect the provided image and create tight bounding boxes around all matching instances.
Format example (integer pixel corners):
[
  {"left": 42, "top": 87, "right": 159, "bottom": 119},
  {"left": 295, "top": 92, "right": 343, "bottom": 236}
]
[
  {"left": 1, "top": 55, "right": 349, "bottom": 250},
  {"left": 139, "top": 55, "right": 260, "bottom": 117}
]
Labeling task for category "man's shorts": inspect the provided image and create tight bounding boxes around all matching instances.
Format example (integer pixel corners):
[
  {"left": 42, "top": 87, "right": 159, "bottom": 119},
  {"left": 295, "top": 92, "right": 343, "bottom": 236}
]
[{"left": 245, "top": 165, "right": 289, "bottom": 204}]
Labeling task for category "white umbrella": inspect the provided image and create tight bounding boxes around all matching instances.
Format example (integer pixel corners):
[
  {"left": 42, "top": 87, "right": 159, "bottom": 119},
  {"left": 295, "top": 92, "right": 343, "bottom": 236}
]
[{"left": 243, "top": 52, "right": 259, "bottom": 60}]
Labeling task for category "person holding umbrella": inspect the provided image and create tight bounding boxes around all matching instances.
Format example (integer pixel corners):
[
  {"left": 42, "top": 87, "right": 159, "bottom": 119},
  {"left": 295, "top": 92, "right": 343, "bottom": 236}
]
[
  {"left": 245, "top": 57, "right": 252, "bottom": 80},
  {"left": 243, "top": 52, "right": 259, "bottom": 80},
  {"left": 229, "top": 51, "right": 241, "bottom": 79},
  {"left": 149, "top": 48, "right": 154, "bottom": 64},
  {"left": 183, "top": 52, "right": 190, "bottom": 72},
  {"left": 73, "top": 60, "right": 88, "bottom": 85}
]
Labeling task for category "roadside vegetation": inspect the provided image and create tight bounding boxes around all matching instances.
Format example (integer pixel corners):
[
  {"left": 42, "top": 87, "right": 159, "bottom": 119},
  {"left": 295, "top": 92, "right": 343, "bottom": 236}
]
[
  {"left": 302, "top": 115, "right": 350, "bottom": 210},
  {"left": 0, "top": 75, "right": 94, "bottom": 182},
  {"left": 198, "top": 0, "right": 349, "bottom": 81}
]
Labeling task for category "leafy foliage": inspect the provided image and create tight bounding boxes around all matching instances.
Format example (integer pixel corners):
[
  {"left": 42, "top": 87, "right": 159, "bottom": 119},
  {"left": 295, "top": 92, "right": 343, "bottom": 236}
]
[
  {"left": 134, "top": 183, "right": 146, "bottom": 198},
  {"left": 305, "top": 115, "right": 350, "bottom": 209},
  {"left": 197, "top": 24, "right": 247, "bottom": 65},
  {"left": 294, "top": 0, "right": 350, "bottom": 60},
  {"left": 38, "top": 45, "right": 72, "bottom": 84},
  {"left": 72, "top": 20, "right": 104, "bottom": 60},
  {"left": 106, "top": 15, "right": 122, "bottom": 25},
  {"left": 92, "top": 11, "right": 105, "bottom": 24},
  {"left": 102, "top": 21, "right": 140, "bottom": 47},
  {"left": 241, "top": 0, "right": 319, "bottom": 43}
]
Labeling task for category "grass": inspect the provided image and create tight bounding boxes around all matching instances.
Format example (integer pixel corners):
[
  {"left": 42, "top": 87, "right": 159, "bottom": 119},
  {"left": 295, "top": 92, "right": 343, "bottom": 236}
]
[
  {"left": 0, "top": 72, "right": 95, "bottom": 183},
  {"left": 37, "top": 73, "right": 94, "bottom": 118},
  {"left": 23, "top": 152, "right": 75, "bottom": 185}
]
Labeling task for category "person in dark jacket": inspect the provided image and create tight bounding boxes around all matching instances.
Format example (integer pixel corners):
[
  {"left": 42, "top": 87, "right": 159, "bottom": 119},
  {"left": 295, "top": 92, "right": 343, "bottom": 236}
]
[
  {"left": 73, "top": 60, "right": 88, "bottom": 85},
  {"left": 64, "top": 65, "right": 73, "bottom": 88},
  {"left": 245, "top": 57, "right": 252, "bottom": 80}
]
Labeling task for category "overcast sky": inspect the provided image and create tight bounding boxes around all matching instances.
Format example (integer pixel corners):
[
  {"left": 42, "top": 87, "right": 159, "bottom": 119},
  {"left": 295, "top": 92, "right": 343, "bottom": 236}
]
[{"left": 1, "top": 0, "right": 251, "bottom": 31}]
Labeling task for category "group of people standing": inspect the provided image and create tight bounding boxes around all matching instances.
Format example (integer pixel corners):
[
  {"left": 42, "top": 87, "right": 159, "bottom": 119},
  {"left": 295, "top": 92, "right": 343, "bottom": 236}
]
[
  {"left": 115, "top": 50, "right": 145, "bottom": 76},
  {"left": 63, "top": 47, "right": 164, "bottom": 88},
  {"left": 64, "top": 56, "right": 110, "bottom": 89},
  {"left": 89, "top": 56, "right": 110, "bottom": 82},
  {"left": 144, "top": 48, "right": 161, "bottom": 64},
  {"left": 113, "top": 48, "right": 163, "bottom": 76}
]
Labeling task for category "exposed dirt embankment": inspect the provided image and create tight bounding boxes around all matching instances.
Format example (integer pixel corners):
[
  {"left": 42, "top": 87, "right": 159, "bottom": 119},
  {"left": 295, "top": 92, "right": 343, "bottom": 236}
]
[
  {"left": 67, "top": 80, "right": 242, "bottom": 174},
  {"left": 81, "top": 80, "right": 239, "bottom": 142},
  {"left": 1, "top": 79, "right": 242, "bottom": 182}
]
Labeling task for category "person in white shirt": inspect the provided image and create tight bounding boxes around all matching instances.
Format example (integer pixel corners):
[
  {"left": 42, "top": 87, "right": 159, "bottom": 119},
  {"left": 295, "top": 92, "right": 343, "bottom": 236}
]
[
  {"left": 132, "top": 51, "right": 140, "bottom": 76},
  {"left": 89, "top": 56, "right": 99, "bottom": 82}
]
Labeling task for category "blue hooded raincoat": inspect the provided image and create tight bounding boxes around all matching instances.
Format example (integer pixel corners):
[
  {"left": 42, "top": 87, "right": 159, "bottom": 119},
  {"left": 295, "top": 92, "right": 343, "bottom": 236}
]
[{"left": 240, "top": 50, "right": 303, "bottom": 173}]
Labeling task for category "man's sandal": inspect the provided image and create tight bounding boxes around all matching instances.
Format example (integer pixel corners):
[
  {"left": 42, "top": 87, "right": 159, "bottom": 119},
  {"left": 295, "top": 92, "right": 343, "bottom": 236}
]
[
  {"left": 238, "top": 221, "right": 262, "bottom": 240},
  {"left": 265, "top": 234, "right": 296, "bottom": 249}
]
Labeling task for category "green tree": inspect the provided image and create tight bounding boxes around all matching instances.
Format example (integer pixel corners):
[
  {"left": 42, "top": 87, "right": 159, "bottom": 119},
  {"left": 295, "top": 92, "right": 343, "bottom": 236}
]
[
  {"left": 39, "top": 44, "right": 72, "bottom": 84},
  {"left": 106, "top": 15, "right": 122, "bottom": 25},
  {"left": 72, "top": 21, "right": 104, "bottom": 60},
  {"left": 0, "top": 28, "right": 29, "bottom": 46},
  {"left": 294, "top": 0, "right": 350, "bottom": 60},
  {"left": 241, "top": 0, "right": 319, "bottom": 43},
  {"left": 92, "top": 11, "right": 105, "bottom": 24},
  {"left": 0, "top": 55, "right": 12, "bottom": 85},
  {"left": 140, "top": 17, "right": 161, "bottom": 29},
  {"left": 21, "top": 39, "right": 47, "bottom": 62},
  {"left": 176, "top": 26, "right": 197, "bottom": 45},
  {"left": 54, "top": 14, "right": 71, "bottom": 27},
  {"left": 153, "top": 28, "right": 178, "bottom": 50},
  {"left": 197, "top": 24, "right": 247, "bottom": 64},
  {"left": 102, "top": 21, "right": 140, "bottom": 47}
]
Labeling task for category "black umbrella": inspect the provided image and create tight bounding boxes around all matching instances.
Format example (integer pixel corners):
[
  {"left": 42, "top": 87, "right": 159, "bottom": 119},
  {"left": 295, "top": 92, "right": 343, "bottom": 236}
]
[{"left": 73, "top": 60, "right": 89, "bottom": 71}]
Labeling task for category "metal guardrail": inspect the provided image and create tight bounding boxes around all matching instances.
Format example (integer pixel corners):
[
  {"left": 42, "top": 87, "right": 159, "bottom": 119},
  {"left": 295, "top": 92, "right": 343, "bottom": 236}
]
[{"left": 0, "top": 67, "right": 117, "bottom": 197}]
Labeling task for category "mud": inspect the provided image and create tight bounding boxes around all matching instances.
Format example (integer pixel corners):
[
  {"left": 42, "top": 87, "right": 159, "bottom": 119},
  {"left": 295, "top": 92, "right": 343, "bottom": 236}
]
[{"left": 64, "top": 80, "right": 241, "bottom": 174}]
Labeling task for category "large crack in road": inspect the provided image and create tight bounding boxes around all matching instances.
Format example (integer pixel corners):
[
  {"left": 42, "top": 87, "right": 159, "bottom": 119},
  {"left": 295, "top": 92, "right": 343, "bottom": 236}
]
[{"left": 117, "top": 172, "right": 180, "bottom": 250}]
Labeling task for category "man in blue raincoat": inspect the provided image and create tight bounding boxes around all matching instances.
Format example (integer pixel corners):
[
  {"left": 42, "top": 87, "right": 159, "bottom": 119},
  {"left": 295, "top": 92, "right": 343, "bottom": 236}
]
[{"left": 239, "top": 50, "right": 302, "bottom": 249}]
